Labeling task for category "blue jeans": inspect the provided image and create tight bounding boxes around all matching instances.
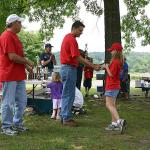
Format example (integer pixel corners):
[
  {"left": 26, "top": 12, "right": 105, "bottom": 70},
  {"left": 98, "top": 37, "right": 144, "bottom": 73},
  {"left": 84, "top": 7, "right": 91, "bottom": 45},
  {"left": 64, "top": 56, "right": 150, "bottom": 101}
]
[
  {"left": 1, "top": 81, "right": 27, "bottom": 129},
  {"left": 60, "top": 65, "right": 77, "bottom": 121}
]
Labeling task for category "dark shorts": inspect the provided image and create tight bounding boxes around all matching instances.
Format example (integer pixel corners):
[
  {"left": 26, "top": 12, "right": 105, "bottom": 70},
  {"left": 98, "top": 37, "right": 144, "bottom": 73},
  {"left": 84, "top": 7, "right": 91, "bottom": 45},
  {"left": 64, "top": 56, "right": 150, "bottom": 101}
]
[
  {"left": 83, "top": 78, "right": 92, "bottom": 89},
  {"left": 120, "top": 81, "right": 127, "bottom": 92}
]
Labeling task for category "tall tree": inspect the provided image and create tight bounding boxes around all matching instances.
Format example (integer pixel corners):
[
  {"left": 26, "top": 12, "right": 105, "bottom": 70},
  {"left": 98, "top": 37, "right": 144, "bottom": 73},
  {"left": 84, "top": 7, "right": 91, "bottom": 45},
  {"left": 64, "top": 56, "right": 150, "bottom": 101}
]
[
  {"left": 0, "top": 0, "right": 149, "bottom": 55},
  {"left": 104, "top": 0, "right": 121, "bottom": 62}
]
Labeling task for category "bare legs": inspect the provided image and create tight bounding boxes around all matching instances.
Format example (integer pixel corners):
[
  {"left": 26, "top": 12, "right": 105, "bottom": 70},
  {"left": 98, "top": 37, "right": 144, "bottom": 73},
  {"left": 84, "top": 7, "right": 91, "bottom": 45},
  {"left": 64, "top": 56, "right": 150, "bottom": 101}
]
[
  {"left": 51, "top": 108, "right": 61, "bottom": 120},
  {"left": 56, "top": 108, "right": 61, "bottom": 119},
  {"left": 51, "top": 109, "right": 57, "bottom": 119},
  {"left": 106, "top": 96, "right": 120, "bottom": 122},
  {"left": 105, "top": 96, "right": 127, "bottom": 134}
]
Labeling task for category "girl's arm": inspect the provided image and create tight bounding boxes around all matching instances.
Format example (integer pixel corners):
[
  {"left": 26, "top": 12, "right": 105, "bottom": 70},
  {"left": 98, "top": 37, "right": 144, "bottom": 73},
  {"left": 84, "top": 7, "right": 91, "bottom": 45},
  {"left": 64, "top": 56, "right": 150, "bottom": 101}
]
[{"left": 104, "top": 64, "right": 113, "bottom": 77}]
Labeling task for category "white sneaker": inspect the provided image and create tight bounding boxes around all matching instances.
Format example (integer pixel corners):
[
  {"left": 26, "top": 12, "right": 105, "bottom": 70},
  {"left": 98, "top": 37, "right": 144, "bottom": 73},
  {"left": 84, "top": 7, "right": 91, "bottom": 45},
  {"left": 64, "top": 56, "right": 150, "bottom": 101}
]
[
  {"left": 13, "top": 125, "right": 29, "bottom": 132},
  {"left": 1, "top": 127, "right": 18, "bottom": 136},
  {"left": 105, "top": 124, "right": 120, "bottom": 131},
  {"left": 119, "top": 119, "right": 127, "bottom": 134}
]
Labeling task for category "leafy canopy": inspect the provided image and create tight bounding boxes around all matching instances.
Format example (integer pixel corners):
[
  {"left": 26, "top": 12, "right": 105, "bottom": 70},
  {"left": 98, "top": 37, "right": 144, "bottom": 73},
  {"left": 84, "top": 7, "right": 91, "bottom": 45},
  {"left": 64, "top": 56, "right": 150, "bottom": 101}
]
[
  {"left": 0, "top": 0, "right": 149, "bottom": 52},
  {"left": 18, "top": 31, "right": 44, "bottom": 63},
  {"left": 121, "top": 0, "right": 150, "bottom": 53},
  {"left": 0, "top": 0, "right": 79, "bottom": 38}
]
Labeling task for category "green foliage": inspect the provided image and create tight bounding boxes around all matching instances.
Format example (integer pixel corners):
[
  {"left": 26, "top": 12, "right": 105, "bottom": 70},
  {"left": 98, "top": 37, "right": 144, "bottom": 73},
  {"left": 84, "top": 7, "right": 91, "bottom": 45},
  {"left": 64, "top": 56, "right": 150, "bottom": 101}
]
[
  {"left": 54, "top": 51, "right": 150, "bottom": 73},
  {"left": 128, "top": 52, "right": 150, "bottom": 73},
  {"left": 0, "top": 0, "right": 149, "bottom": 53},
  {"left": 18, "top": 31, "right": 44, "bottom": 63},
  {"left": 28, "top": 0, "right": 78, "bottom": 39},
  {"left": 90, "top": 51, "right": 150, "bottom": 73},
  {"left": 0, "top": 0, "right": 30, "bottom": 33},
  {"left": 0, "top": 0, "right": 79, "bottom": 38},
  {"left": 54, "top": 51, "right": 105, "bottom": 66},
  {"left": 122, "top": 0, "right": 150, "bottom": 52},
  {"left": 83, "top": 0, "right": 103, "bottom": 16}
]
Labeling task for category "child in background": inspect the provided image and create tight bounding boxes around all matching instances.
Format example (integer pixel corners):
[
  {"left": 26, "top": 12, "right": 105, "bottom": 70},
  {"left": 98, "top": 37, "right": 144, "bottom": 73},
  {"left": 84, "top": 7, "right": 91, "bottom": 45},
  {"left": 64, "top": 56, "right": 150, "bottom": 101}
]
[
  {"left": 83, "top": 57, "right": 94, "bottom": 97},
  {"left": 103, "top": 42, "right": 127, "bottom": 134},
  {"left": 47, "top": 72, "right": 63, "bottom": 120}
]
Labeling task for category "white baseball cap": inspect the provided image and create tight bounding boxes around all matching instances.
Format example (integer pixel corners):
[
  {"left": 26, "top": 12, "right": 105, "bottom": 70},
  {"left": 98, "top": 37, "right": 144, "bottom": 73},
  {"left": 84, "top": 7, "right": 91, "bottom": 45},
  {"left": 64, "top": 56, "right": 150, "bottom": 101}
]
[{"left": 6, "top": 14, "right": 24, "bottom": 25}]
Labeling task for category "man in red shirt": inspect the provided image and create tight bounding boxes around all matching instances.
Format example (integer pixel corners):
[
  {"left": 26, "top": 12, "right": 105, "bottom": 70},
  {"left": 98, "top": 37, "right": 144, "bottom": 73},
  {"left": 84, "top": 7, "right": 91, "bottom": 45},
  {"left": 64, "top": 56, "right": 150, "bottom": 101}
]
[
  {"left": 60, "top": 20, "right": 101, "bottom": 127},
  {"left": 0, "top": 14, "right": 34, "bottom": 136}
]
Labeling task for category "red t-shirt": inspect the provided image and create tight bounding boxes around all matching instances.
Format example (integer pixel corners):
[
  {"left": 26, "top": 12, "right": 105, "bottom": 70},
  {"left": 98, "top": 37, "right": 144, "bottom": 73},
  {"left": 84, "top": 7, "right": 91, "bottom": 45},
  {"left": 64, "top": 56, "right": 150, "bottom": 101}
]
[
  {"left": 105, "top": 59, "right": 121, "bottom": 90},
  {"left": 0, "top": 30, "right": 26, "bottom": 81},
  {"left": 60, "top": 33, "right": 80, "bottom": 67},
  {"left": 84, "top": 66, "right": 93, "bottom": 79}
]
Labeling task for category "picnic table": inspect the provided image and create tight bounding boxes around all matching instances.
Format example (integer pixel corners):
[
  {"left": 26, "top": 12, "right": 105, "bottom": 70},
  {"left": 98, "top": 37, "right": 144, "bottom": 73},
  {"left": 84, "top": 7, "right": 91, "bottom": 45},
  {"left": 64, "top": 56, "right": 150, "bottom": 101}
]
[
  {"left": 135, "top": 77, "right": 150, "bottom": 98},
  {"left": 26, "top": 79, "right": 52, "bottom": 100},
  {"left": 26, "top": 79, "right": 52, "bottom": 114}
]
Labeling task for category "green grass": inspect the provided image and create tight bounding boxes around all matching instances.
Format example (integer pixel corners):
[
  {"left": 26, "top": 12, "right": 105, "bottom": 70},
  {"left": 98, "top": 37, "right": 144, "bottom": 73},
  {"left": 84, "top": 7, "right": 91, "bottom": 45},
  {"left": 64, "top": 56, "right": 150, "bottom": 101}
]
[{"left": 0, "top": 88, "right": 150, "bottom": 150}]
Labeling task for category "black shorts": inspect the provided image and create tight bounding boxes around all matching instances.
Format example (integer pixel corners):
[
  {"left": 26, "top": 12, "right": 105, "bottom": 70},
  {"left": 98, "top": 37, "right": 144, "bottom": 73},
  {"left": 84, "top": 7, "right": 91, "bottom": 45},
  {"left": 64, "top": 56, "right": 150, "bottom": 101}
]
[
  {"left": 120, "top": 81, "right": 127, "bottom": 92},
  {"left": 83, "top": 78, "right": 92, "bottom": 89}
]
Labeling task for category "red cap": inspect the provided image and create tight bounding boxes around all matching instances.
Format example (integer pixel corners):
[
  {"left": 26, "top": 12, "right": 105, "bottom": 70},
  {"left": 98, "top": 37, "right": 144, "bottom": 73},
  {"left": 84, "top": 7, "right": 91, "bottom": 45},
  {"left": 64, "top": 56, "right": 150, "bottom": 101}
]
[{"left": 107, "top": 42, "right": 123, "bottom": 52}]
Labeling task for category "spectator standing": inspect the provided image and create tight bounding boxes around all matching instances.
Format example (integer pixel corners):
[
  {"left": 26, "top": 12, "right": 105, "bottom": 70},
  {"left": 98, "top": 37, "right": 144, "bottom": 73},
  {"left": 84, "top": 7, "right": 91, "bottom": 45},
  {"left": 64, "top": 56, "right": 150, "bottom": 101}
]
[
  {"left": 60, "top": 20, "right": 101, "bottom": 127},
  {"left": 47, "top": 72, "right": 63, "bottom": 120},
  {"left": 120, "top": 57, "right": 129, "bottom": 99},
  {"left": 83, "top": 57, "right": 94, "bottom": 97},
  {"left": 40, "top": 43, "right": 56, "bottom": 77},
  {"left": 0, "top": 14, "right": 34, "bottom": 136},
  {"left": 103, "top": 42, "right": 127, "bottom": 134}
]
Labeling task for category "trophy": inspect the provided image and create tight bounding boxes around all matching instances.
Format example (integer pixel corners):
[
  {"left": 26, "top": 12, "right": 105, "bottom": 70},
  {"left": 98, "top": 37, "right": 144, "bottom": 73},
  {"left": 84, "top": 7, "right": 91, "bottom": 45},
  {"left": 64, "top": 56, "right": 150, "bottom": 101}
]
[
  {"left": 36, "top": 56, "right": 41, "bottom": 80},
  {"left": 84, "top": 43, "right": 88, "bottom": 59},
  {"left": 44, "top": 67, "right": 48, "bottom": 80}
]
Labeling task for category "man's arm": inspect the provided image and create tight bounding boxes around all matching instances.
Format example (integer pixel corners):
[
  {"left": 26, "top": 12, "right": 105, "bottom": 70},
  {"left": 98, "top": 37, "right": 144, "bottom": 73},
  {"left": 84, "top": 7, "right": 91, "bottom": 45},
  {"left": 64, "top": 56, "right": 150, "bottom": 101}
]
[
  {"left": 41, "top": 59, "right": 51, "bottom": 66},
  {"left": 8, "top": 52, "right": 34, "bottom": 68},
  {"left": 41, "top": 54, "right": 56, "bottom": 66},
  {"left": 76, "top": 56, "right": 101, "bottom": 71}
]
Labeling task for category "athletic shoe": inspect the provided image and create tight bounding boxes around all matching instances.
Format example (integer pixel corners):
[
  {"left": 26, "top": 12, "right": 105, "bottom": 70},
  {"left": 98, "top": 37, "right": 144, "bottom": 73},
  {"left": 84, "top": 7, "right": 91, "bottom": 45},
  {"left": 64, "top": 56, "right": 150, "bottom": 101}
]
[
  {"left": 1, "top": 127, "right": 18, "bottom": 136},
  {"left": 105, "top": 124, "right": 120, "bottom": 131},
  {"left": 119, "top": 119, "right": 127, "bottom": 134},
  {"left": 13, "top": 125, "right": 29, "bottom": 132}
]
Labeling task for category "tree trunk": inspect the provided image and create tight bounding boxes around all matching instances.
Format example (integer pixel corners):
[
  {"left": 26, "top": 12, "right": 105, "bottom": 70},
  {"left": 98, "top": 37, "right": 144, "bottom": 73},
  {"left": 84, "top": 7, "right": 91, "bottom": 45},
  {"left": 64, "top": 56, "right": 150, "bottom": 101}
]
[{"left": 104, "top": 0, "right": 121, "bottom": 63}]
